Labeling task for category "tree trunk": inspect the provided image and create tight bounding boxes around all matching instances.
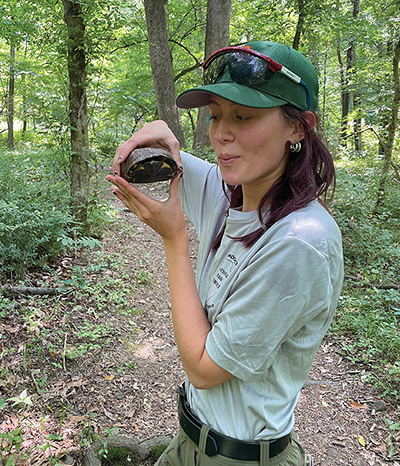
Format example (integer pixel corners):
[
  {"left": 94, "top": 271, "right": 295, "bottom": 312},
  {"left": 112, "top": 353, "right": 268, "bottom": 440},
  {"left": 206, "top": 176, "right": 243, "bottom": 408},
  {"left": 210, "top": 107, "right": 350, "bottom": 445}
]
[
  {"left": 350, "top": 0, "right": 361, "bottom": 151},
  {"left": 292, "top": 0, "right": 305, "bottom": 51},
  {"left": 375, "top": 35, "right": 400, "bottom": 210},
  {"left": 193, "top": 0, "right": 231, "bottom": 150},
  {"left": 337, "top": 45, "right": 348, "bottom": 144},
  {"left": 353, "top": 92, "right": 362, "bottom": 151},
  {"left": 143, "top": 0, "right": 186, "bottom": 148},
  {"left": 339, "top": 0, "right": 360, "bottom": 147},
  {"left": 62, "top": 0, "right": 90, "bottom": 228},
  {"left": 7, "top": 43, "right": 15, "bottom": 150},
  {"left": 321, "top": 51, "right": 328, "bottom": 130},
  {"left": 22, "top": 40, "right": 28, "bottom": 135}
]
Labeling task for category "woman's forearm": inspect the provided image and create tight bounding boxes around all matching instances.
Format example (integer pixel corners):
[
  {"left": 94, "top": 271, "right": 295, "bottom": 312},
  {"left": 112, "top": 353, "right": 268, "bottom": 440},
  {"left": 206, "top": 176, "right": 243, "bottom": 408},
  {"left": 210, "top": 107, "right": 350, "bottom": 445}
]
[{"left": 163, "top": 236, "right": 232, "bottom": 389}]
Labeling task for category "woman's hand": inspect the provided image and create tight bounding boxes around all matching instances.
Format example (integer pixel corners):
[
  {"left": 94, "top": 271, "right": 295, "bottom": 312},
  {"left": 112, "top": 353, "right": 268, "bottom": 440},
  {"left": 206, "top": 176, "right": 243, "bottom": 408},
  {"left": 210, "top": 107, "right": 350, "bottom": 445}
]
[
  {"left": 106, "top": 119, "right": 186, "bottom": 242},
  {"left": 105, "top": 171, "right": 187, "bottom": 243},
  {"left": 112, "top": 120, "right": 182, "bottom": 176}
]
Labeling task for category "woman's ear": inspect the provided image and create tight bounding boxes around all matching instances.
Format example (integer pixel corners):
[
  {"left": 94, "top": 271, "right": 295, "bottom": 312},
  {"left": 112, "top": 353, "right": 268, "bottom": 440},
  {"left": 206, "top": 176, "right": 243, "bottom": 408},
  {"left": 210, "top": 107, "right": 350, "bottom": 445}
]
[
  {"left": 291, "top": 111, "right": 316, "bottom": 142},
  {"left": 303, "top": 111, "right": 316, "bottom": 130}
]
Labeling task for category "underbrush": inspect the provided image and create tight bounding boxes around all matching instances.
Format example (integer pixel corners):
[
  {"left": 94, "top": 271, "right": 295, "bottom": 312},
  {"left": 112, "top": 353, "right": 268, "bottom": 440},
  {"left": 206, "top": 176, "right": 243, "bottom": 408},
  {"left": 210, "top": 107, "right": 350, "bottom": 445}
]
[
  {"left": 0, "top": 148, "right": 113, "bottom": 279},
  {"left": 0, "top": 148, "right": 71, "bottom": 278},
  {"left": 0, "top": 249, "right": 139, "bottom": 464},
  {"left": 330, "top": 152, "right": 400, "bottom": 400}
]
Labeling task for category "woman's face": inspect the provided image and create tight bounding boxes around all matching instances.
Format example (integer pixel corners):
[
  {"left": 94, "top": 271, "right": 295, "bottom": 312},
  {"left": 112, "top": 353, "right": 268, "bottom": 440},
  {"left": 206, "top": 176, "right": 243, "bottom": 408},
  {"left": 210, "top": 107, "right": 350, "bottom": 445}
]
[{"left": 208, "top": 96, "right": 298, "bottom": 211}]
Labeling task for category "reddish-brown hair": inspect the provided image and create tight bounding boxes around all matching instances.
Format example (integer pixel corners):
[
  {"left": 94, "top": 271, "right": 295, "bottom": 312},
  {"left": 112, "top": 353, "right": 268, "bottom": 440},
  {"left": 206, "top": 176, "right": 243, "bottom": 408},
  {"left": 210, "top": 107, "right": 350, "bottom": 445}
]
[{"left": 211, "top": 104, "right": 335, "bottom": 250}]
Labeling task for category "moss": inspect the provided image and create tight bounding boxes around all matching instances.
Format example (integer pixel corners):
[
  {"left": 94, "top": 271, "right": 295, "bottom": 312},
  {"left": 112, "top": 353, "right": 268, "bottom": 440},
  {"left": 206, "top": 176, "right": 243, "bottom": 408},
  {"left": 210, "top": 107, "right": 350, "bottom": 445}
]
[
  {"left": 147, "top": 443, "right": 168, "bottom": 462},
  {"left": 102, "top": 446, "right": 140, "bottom": 466}
]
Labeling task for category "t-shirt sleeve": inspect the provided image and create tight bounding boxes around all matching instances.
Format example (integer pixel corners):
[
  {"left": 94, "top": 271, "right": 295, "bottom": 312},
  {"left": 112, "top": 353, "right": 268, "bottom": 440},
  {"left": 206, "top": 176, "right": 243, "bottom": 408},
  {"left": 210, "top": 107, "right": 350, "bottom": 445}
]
[
  {"left": 178, "top": 151, "right": 226, "bottom": 233},
  {"left": 205, "top": 235, "right": 337, "bottom": 382}
]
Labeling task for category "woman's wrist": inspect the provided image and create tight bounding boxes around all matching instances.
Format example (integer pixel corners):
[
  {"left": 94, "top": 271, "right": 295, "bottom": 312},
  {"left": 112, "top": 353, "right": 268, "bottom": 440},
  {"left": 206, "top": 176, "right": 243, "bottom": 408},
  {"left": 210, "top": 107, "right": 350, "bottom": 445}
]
[{"left": 162, "top": 229, "right": 189, "bottom": 253}]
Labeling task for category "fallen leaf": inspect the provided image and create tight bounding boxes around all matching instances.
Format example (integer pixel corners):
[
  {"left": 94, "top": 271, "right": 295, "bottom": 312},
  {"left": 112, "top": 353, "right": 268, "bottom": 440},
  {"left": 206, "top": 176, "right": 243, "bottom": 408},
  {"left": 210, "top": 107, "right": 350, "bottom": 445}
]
[
  {"left": 359, "top": 435, "right": 366, "bottom": 447},
  {"left": 374, "top": 441, "right": 387, "bottom": 454},
  {"left": 349, "top": 401, "right": 367, "bottom": 409},
  {"left": 68, "top": 415, "right": 87, "bottom": 425},
  {"left": 104, "top": 374, "right": 114, "bottom": 380}
]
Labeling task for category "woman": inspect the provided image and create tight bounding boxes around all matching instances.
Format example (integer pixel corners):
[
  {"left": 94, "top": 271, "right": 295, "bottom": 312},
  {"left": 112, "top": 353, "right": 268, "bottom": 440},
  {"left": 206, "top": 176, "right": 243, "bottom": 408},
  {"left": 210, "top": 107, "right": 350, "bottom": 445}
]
[{"left": 106, "top": 40, "right": 344, "bottom": 466}]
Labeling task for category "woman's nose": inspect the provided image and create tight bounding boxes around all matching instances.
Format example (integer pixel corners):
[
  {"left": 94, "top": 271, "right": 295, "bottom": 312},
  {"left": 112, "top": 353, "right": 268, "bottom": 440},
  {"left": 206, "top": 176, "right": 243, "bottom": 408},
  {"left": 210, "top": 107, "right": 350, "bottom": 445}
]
[{"left": 213, "top": 118, "right": 234, "bottom": 143}]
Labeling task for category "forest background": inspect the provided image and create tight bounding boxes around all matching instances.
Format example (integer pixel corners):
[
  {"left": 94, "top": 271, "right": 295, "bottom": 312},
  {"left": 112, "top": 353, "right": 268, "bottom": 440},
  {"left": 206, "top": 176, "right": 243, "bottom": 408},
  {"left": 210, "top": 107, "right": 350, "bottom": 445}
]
[{"left": 0, "top": 0, "right": 399, "bottom": 464}]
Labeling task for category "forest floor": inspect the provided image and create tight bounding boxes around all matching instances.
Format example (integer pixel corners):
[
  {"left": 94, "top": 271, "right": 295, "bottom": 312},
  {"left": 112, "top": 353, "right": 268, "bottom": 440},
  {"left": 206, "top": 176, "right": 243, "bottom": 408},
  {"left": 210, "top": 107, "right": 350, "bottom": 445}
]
[{"left": 0, "top": 182, "right": 399, "bottom": 466}]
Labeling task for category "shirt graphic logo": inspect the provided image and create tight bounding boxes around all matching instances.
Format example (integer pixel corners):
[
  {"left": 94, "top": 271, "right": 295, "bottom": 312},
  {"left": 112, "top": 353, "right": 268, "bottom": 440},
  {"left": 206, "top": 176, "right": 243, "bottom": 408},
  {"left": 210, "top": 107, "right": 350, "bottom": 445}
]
[{"left": 206, "top": 254, "right": 238, "bottom": 311}]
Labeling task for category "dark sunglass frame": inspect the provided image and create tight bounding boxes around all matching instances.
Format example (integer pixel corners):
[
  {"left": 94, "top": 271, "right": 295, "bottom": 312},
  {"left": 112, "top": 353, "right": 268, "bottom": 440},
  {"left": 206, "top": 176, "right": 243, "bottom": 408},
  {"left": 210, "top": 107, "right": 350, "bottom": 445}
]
[{"left": 203, "top": 46, "right": 311, "bottom": 110}]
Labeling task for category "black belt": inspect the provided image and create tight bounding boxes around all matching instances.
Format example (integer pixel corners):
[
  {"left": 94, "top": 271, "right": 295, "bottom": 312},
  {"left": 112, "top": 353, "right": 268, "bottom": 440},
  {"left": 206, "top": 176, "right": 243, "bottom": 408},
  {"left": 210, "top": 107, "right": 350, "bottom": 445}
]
[{"left": 177, "top": 387, "right": 290, "bottom": 460}]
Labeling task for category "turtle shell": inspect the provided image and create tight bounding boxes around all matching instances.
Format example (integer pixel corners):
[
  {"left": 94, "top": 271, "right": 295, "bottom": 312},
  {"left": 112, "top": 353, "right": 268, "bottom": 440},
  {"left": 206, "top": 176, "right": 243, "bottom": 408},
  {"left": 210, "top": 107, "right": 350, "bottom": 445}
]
[{"left": 120, "top": 147, "right": 179, "bottom": 183}]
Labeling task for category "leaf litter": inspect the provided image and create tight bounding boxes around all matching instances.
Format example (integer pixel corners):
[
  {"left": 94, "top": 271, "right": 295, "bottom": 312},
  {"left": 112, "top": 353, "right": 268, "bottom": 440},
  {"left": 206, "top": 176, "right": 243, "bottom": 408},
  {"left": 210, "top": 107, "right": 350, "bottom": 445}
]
[{"left": 0, "top": 183, "right": 399, "bottom": 465}]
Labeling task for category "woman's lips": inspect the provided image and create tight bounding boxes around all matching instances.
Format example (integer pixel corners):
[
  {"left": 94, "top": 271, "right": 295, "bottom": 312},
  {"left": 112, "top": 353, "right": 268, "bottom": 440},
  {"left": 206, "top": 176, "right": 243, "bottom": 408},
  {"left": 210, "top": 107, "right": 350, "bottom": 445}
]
[{"left": 217, "top": 154, "right": 239, "bottom": 166}]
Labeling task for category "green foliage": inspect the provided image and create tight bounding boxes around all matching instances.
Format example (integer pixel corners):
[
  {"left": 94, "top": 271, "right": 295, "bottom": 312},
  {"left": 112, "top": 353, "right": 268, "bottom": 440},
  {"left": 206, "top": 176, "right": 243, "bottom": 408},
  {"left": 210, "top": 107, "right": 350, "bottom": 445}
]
[
  {"left": 333, "top": 156, "right": 400, "bottom": 284},
  {"left": 331, "top": 155, "right": 400, "bottom": 397},
  {"left": 334, "top": 288, "right": 400, "bottom": 397},
  {"left": 57, "top": 252, "right": 134, "bottom": 312},
  {"left": 0, "top": 427, "right": 24, "bottom": 465},
  {"left": 189, "top": 145, "right": 217, "bottom": 164},
  {"left": 0, "top": 149, "right": 71, "bottom": 277},
  {"left": 0, "top": 148, "right": 114, "bottom": 278}
]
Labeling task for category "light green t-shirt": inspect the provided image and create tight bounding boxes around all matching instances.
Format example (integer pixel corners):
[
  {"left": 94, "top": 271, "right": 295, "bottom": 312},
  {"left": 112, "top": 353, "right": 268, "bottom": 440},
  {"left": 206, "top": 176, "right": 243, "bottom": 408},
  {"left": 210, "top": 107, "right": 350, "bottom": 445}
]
[{"left": 178, "top": 151, "right": 344, "bottom": 441}]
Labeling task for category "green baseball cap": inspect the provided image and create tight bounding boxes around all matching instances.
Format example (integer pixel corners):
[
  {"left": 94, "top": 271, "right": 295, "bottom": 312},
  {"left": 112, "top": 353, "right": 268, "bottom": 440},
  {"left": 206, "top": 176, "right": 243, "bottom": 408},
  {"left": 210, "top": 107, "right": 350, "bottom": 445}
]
[{"left": 176, "top": 41, "right": 319, "bottom": 112}]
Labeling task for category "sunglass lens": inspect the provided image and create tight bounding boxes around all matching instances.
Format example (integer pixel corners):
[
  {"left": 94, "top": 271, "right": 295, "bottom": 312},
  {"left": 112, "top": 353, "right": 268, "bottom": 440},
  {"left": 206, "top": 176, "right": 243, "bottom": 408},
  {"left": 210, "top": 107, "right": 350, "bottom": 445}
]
[
  {"left": 228, "top": 52, "right": 272, "bottom": 85},
  {"left": 203, "top": 51, "right": 276, "bottom": 86},
  {"left": 203, "top": 55, "right": 227, "bottom": 85}
]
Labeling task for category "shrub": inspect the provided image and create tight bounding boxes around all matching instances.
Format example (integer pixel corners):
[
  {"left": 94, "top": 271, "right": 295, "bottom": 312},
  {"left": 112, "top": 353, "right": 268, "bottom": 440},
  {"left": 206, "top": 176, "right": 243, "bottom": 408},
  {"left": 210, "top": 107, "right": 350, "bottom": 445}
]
[{"left": 0, "top": 149, "right": 71, "bottom": 278}]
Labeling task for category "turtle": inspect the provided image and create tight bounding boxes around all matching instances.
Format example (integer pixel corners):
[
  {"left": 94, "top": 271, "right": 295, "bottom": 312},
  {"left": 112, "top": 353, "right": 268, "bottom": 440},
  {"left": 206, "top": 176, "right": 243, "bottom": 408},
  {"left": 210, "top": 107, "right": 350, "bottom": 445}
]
[{"left": 120, "top": 147, "right": 179, "bottom": 183}]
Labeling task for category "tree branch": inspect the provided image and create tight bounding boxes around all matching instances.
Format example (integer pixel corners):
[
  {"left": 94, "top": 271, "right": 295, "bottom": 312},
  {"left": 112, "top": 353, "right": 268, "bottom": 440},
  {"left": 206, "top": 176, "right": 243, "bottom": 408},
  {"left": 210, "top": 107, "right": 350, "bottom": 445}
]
[
  {"left": 345, "top": 275, "right": 400, "bottom": 290},
  {"left": 0, "top": 286, "right": 68, "bottom": 296},
  {"left": 109, "top": 40, "right": 147, "bottom": 55}
]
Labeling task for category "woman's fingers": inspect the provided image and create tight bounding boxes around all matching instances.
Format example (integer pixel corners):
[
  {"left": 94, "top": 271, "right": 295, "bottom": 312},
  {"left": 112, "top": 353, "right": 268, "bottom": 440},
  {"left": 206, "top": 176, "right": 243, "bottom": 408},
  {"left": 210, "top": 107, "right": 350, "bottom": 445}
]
[
  {"left": 106, "top": 172, "right": 186, "bottom": 242},
  {"left": 106, "top": 175, "right": 165, "bottom": 224}
]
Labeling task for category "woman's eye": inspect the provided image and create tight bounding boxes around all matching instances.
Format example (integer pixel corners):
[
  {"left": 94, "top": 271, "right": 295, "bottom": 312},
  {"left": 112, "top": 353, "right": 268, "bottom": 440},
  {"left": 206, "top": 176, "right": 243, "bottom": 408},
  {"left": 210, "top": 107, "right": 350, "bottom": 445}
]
[
  {"left": 208, "top": 115, "right": 219, "bottom": 122},
  {"left": 236, "top": 115, "right": 250, "bottom": 121}
]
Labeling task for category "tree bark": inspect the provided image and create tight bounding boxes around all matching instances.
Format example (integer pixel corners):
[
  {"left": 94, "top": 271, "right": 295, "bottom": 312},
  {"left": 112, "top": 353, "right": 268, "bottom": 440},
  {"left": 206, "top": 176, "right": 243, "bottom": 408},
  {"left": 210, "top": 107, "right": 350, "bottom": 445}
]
[
  {"left": 353, "top": 91, "right": 362, "bottom": 151},
  {"left": 375, "top": 35, "right": 400, "bottom": 210},
  {"left": 0, "top": 286, "right": 65, "bottom": 296},
  {"left": 292, "top": 0, "right": 305, "bottom": 51},
  {"left": 338, "top": 0, "right": 360, "bottom": 147},
  {"left": 7, "top": 43, "right": 15, "bottom": 150},
  {"left": 193, "top": 0, "right": 231, "bottom": 150},
  {"left": 143, "top": 0, "right": 186, "bottom": 147},
  {"left": 350, "top": 0, "right": 361, "bottom": 151},
  {"left": 337, "top": 45, "right": 348, "bottom": 144},
  {"left": 22, "top": 40, "right": 29, "bottom": 134},
  {"left": 62, "top": 0, "right": 90, "bottom": 228}
]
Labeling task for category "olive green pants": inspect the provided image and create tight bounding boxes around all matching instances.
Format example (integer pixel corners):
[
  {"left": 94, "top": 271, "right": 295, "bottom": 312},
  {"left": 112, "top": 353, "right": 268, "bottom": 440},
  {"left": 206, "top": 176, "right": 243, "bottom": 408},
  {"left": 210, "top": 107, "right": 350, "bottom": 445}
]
[{"left": 155, "top": 428, "right": 312, "bottom": 466}]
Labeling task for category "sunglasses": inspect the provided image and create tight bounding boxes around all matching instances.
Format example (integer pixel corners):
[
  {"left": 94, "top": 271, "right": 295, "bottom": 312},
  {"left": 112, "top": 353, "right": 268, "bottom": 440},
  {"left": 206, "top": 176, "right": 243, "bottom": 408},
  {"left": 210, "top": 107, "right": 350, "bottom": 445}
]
[{"left": 203, "top": 46, "right": 311, "bottom": 110}]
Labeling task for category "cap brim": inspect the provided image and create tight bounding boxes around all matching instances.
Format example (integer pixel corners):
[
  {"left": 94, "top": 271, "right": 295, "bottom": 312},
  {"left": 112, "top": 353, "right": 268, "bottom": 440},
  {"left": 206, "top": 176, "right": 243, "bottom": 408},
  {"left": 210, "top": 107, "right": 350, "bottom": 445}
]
[{"left": 176, "top": 82, "right": 287, "bottom": 109}]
